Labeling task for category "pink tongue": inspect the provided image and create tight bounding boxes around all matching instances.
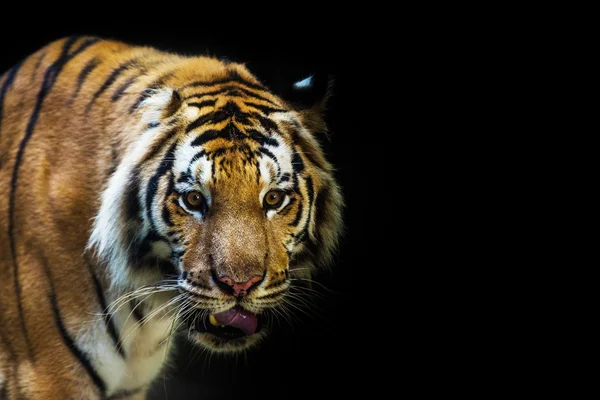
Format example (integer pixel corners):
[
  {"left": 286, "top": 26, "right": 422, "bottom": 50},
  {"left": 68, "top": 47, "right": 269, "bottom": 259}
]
[{"left": 213, "top": 307, "right": 258, "bottom": 335}]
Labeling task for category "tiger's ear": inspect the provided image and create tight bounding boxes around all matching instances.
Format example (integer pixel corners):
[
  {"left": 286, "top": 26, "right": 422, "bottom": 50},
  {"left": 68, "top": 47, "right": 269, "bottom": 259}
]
[
  {"left": 289, "top": 73, "right": 333, "bottom": 133},
  {"left": 138, "top": 87, "right": 183, "bottom": 123},
  {"left": 260, "top": 68, "right": 332, "bottom": 132},
  {"left": 290, "top": 73, "right": 331, "bottom": 109}
]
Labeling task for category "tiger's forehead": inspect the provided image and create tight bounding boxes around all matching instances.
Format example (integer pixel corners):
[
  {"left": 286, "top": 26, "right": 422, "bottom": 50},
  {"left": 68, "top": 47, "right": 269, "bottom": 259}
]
[
  {"left": 173, "top": 118, "right": 295, "bottom": 191},
  {"left": 183, "top": 97, "right": 293, "bottom": 137}
]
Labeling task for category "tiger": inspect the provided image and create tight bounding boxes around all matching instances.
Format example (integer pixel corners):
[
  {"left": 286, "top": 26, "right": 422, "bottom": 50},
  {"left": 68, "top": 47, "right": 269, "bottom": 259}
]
[{"left": 0, "top": 36, "right": 343, "bottom": 399}]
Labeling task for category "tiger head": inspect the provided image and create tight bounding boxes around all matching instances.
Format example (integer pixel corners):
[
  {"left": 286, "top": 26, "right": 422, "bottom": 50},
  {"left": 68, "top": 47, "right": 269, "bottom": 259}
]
[{"left": 89, "top": 63, "right": 343, "bottom": 353}]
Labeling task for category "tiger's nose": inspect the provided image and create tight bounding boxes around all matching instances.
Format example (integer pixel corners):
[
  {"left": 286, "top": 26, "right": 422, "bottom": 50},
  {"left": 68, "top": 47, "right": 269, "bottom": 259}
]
[{"left": 215, "top": 275, "right": 264, "bottom": 297}]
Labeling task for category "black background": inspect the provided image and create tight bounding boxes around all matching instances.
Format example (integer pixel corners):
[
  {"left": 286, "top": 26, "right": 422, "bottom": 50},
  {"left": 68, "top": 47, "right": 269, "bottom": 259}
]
[{"left": 1, "top": 16, "right": 370, "bottom": 400}]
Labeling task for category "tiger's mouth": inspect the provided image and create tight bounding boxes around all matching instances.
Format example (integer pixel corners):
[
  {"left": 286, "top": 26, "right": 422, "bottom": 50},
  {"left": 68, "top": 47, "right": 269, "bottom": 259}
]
[
  {"left": 196, "top": 306, "right": 263, "bottom": 338},
  {"left": 187, "top": 306, "right": 266, "bottom": 349}
]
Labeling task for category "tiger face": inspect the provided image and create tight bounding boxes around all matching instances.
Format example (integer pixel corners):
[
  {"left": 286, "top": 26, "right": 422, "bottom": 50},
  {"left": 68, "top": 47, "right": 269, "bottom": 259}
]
[
  {"left": 90, "top": 73, "right": 343, "bottom": 353},
  {"left": 168, "top": 97, "right": 319, "bottom": 352}
]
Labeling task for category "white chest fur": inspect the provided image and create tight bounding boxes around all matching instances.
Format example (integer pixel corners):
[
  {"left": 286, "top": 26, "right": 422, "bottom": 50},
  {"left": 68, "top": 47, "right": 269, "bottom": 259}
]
[{"left": 82, "top": 297, "right": 178, "bottom": 396}]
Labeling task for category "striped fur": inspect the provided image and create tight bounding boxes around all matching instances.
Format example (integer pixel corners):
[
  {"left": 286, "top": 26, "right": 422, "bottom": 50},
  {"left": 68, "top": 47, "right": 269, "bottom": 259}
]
[{"left": 0, "top": 36, "right": 343, "bottom": 399}]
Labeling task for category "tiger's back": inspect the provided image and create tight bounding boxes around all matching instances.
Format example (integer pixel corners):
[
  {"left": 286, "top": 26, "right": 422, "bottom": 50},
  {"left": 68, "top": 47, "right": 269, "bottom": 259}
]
[
  {"left": 0, "top": 36, "right": 343, "bottom": 399},
  {"left": 0, "top": 36, "right": 187, "bottom": 399}
]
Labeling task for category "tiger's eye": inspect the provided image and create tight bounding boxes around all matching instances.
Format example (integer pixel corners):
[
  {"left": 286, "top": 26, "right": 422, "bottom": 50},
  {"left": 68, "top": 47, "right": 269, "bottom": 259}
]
[
  {"left": 264, "top": 190, "right": 285, "bottom": 209},
  {"left": 184, "top": 191, "right": 205, "bottom": 210}
]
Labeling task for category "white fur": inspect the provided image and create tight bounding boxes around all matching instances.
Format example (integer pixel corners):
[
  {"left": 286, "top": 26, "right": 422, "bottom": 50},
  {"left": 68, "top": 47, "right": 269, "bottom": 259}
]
[
  {"left": 87, "top": 89, "right": 175, "bottom": 289},
  {"left": 197, "top": 157, "right": 213, "bottom": 187},
  {"left": 183, "top": 106, "right": 200, "bottom": 121},
  {"left": 110, "top": 299, "right": 174, "bottom": 391},
  {"left": 139, "top": 88, "right": 175, "bottom": 124},
  {"left": 75, "top": 294, "right": 177, "bottom": 396},
  {"left": 173, "top": 135, "right": 201, "bottom": 178},
  {"left": 258, "top": 156, "right": 275, "bottom": 185}
]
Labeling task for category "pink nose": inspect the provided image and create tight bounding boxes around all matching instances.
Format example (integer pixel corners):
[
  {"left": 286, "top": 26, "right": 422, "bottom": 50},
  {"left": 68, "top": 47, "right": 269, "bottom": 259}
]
[{"left": 216, "top": 275, "right": 264, "bottom": 297}]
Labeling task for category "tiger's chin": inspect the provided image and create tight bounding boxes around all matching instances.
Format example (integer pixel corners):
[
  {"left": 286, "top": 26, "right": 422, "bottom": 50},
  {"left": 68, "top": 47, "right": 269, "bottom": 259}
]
[
  {"left": 186, "top": 311, "right": 268, "bottom": 353},
  {"left": 188, "top": 330, "right": 267, "bottom": 353}
]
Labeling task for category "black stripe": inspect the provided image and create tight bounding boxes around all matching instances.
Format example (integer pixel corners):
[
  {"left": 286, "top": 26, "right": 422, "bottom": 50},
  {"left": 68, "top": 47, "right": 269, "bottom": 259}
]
[
  {"left": 305, "top": 177, "right": 315, "bottom": 210},
  {"left": 190, "top": 129, "right": 229, "bottom": 147},
  {"left": 295, "top": 177, "right": 315, "bottom": 243},
  {"left": 112, "top": 76, "right": 137, "bottom": 102},
  {"left": 304, "top": 176, "right": 315, "bottom": 225},
  {"left": 291, "top": 150, "right": 305, "bottom": 173},
  {"left": 107, "top": 386, "right": 144, "bottom": 400},
  {"left": 187, "top": 99, "right": 216, "bottom": 109},
  {"left": 279, "top": 197, "right": 297, "bottom": 217},
  {"left": 184, "top": 150, "right": 208, "bottom": 178},
  {"left": 9, "top": 36, "right": 80, "bottom": 360},
  {"left": 72, "top": 57, "right": 100, "bottom": 100},
  {"left": 138, "top": 127, "right": 178, "bottom": 166},
  {"left": 68, "top": 37, "right": 101, "bottom": 59},
  {"left": 292, "top": 130, "right": 326, "bottom": 170},
  {"left": 256, "top": 115, "right": 279, "bottom": 133},
  {"left": 234, "top": 86, "right": 279, "bottom": 106},
  {"left": 183, "top": 85, "right": 278, "bottom": 106},
  {"left": 87, "top": 59, "right": 139, "bottom": 113},
  {"left": 223, "top": 101, "right": 251, "bottom": 124},
  {"left": 189, "top": 126, "right": 279, "bottom": 148},
  {"left": 125, "top": 169, "right": 141, "bottom": 220},
  {"left": 129, "top": 72, "right": 174, "bottom": 113},
  {"left": 247, "top": 129, "right": 279, "bottom": 147},
  {"left": 130, "top": 88, "right": 155, "bottom": 113},
  {"left": 146, "top": 142, "right": 177, "bottom": 231},
  {"left": 182, "top": 86, "right": 233, "bottom": 100},
  {"left": 182, "top": 72, "right": 265, "bottom": 91},
  {"left": 44, "top": 260, "right": 106, "bottom": 395},
  {"left": 191, "top": 150, "right": 207, "bottom": 163},
  {"left": 90, "top": 272, "right": 125, "bottom": 358},
  {"left": 279, "top": 173, "right": 291, "bottom": 183},
  {"left": 177, "top": 172, "right": 193, "bottom": 184},
  {"left": 259, "top": 147, "right": 280, "bottom": 177},
  {"left": 31, "top": 51, "right": 46, "bottom": 80},
  {"left": 290, "top": 203, "right": 304, "bottom": 227},
  {"left": 162, "top": 173, "right": 174, "bottom": 226},
  {"left": 244, "top": 102, "right": 286, "bottom": 115},
  {"left": 0, "top": 58, "right": 25, "bottom": 138},
  {"left": 186, "top": 109, "right": 231, "bottom": 133},
  {"left": 130, "top": 299, "right": 145, "bottom": 322}
]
